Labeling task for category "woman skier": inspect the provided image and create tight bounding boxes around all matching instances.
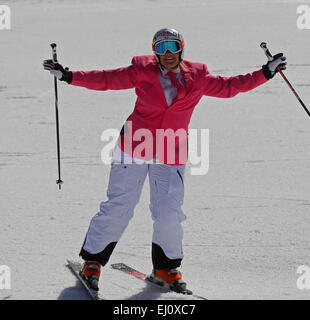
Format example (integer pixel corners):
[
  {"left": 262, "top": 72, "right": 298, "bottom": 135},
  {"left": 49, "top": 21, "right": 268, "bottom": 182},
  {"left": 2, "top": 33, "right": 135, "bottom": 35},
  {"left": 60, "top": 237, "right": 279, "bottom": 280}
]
[{"left": 43, "top": 28, "right": 286, "bottom": 293}]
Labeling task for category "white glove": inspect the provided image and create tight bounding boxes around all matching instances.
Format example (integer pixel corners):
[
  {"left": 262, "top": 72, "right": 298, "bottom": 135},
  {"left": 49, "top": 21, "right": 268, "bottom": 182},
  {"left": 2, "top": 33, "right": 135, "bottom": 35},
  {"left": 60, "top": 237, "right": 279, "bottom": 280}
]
[{"left": 42, "top": 59, "right": 72, "bottom": 83}]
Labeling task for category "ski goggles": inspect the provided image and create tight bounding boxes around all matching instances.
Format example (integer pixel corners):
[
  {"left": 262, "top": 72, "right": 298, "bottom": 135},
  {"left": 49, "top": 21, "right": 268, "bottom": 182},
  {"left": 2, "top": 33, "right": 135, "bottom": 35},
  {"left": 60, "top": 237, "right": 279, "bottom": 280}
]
[{"left": 153, "top": 40, "right": 184, "bottom": 55}]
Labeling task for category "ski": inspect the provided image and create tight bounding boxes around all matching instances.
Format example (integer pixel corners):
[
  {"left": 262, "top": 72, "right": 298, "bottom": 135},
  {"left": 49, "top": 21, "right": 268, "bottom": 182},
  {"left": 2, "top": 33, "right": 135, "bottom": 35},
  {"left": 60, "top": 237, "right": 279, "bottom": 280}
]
[
  {"left": 67, "top": 260, "right": 104, "bottom": 300},
  {"left": 111, "top": 262, "right": 208, "bottom": 300}
]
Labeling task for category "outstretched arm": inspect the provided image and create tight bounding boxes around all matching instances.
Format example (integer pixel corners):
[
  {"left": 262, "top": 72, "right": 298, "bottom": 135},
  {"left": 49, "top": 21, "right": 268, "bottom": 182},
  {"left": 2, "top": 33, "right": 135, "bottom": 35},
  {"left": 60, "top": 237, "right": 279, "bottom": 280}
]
[
  {"left": 202, "top": 66, "right": 268, "bottom": 98},
  {"left": 43, "top": 60, "right": 138, "bottom": 91},
  {"left": 202, "top": 53, "right": 286, "bottom": 98},
  {"left": 70, "top": 66, "right": 137, "bottom": 91}
]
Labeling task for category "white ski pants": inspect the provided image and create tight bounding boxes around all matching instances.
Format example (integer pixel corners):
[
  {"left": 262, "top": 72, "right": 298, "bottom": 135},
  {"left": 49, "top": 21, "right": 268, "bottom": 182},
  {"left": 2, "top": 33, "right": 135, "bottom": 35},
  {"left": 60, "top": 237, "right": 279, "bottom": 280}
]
[{"left": 82, "top": 162, "right": 186, "bottom": 264}]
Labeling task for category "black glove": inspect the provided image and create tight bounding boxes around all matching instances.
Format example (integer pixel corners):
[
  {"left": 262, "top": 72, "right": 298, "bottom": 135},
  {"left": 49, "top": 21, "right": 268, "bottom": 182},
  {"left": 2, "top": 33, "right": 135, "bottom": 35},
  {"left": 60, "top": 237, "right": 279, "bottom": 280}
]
[
  {"left": 42, "top": 59, "right": 72, "bottom": 84},
  {"left": 262, "top": 53, "right": 287, "bottom": 79}
]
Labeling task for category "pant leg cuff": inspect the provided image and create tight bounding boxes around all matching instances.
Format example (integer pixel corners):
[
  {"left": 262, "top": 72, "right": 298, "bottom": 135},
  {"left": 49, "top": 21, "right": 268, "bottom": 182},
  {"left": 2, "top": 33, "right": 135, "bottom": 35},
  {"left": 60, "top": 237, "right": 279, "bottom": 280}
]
[
  {"left": 79, "top": 242, "right": 117, "bottom": 267},
  {"left": 152, "top": 242, "right": 182, "bottom": 269}
]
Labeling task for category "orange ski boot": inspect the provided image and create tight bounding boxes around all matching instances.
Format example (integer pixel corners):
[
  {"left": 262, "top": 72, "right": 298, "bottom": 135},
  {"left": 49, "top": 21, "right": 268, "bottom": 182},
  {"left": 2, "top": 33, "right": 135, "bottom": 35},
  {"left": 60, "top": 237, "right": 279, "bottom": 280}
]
[
  {"left": 154, "top": 268, "right": 182, "bottom": 284},
  {"left": 149, "top": 268, "right": 191, "bottom": 293},
  {"left": 81, "top": 261, "right": 101, "bottom": 291}
]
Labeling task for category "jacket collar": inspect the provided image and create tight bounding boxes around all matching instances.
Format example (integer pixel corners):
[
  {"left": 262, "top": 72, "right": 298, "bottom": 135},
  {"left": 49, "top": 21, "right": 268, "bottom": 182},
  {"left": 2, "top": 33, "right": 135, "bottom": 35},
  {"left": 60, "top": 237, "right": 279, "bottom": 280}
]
[{"left": 150, "top": 61, "right": 194, "bottom": 106}]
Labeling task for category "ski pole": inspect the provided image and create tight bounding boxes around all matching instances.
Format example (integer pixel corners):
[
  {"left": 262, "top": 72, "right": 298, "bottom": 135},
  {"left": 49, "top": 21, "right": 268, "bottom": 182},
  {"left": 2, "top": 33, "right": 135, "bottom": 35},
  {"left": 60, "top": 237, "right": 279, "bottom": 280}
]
[
  {"left": 260, "top": 42, "right": 310, "bottom": 118},
  {"left": 50, "top": 43, "right": 64, "bottom": 189}
]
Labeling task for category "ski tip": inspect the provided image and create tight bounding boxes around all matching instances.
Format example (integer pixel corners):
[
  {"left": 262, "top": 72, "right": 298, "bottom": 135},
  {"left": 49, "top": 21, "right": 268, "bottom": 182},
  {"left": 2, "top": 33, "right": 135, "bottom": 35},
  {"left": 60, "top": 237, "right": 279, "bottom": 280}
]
[{"left": 66, "top": 259, "right": 76, "bottom": 265}]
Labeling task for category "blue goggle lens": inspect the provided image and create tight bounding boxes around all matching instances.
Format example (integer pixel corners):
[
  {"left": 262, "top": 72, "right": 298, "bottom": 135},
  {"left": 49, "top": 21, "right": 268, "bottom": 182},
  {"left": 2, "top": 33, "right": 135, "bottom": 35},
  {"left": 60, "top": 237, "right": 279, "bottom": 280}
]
[{"left": 154, "top": 40, "right": 182, "bottom": 55}]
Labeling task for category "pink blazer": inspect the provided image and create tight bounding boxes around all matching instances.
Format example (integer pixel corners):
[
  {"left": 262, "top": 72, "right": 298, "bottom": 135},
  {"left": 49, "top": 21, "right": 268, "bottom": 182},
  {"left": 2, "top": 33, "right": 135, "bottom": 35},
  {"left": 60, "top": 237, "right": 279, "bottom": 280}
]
[{"left": 71, "top": 55, "right": 268, "bottom": 165}]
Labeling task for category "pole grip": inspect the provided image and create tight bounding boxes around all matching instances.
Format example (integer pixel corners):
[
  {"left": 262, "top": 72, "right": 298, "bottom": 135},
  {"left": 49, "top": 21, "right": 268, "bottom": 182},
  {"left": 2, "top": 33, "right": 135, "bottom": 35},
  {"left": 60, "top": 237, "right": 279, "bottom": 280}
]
[
  {"left": 50, "top": 43, "right": 58, "bottom": 63},
  {"left": 260, "top": 42, "right": 273, "bottom": 61}
]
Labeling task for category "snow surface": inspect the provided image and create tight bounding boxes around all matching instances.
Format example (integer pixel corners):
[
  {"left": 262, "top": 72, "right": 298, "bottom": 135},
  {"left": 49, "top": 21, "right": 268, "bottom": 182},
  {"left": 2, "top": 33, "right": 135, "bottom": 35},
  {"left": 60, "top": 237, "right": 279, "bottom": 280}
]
[{"left": 0, "top": 0, "right": 310, "bottom": 300}]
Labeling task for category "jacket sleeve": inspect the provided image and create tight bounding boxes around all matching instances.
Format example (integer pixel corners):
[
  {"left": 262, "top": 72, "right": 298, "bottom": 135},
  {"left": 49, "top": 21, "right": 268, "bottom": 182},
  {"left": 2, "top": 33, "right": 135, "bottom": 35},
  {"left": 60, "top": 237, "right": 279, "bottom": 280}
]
[
  {"left": 201, "top": 64, "right": 268, "bottom": 98},
  {"left": 70, "top": 64, "right": 138, "bottom": 91}
]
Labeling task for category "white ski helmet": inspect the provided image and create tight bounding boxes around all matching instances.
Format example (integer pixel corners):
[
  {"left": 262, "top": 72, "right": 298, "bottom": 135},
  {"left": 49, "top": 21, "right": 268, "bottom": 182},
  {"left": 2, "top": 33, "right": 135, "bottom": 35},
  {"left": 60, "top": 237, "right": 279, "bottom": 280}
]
[{"left": 152, "top": 28, "right": 185, "bottom": 61}]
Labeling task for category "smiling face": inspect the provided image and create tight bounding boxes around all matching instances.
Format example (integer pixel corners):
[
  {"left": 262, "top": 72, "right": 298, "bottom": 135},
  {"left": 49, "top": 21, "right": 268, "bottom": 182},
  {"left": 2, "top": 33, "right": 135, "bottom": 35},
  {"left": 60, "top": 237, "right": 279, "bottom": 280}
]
[{"left": 158, "top": 50, "right": 181, "bottom": 71}]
